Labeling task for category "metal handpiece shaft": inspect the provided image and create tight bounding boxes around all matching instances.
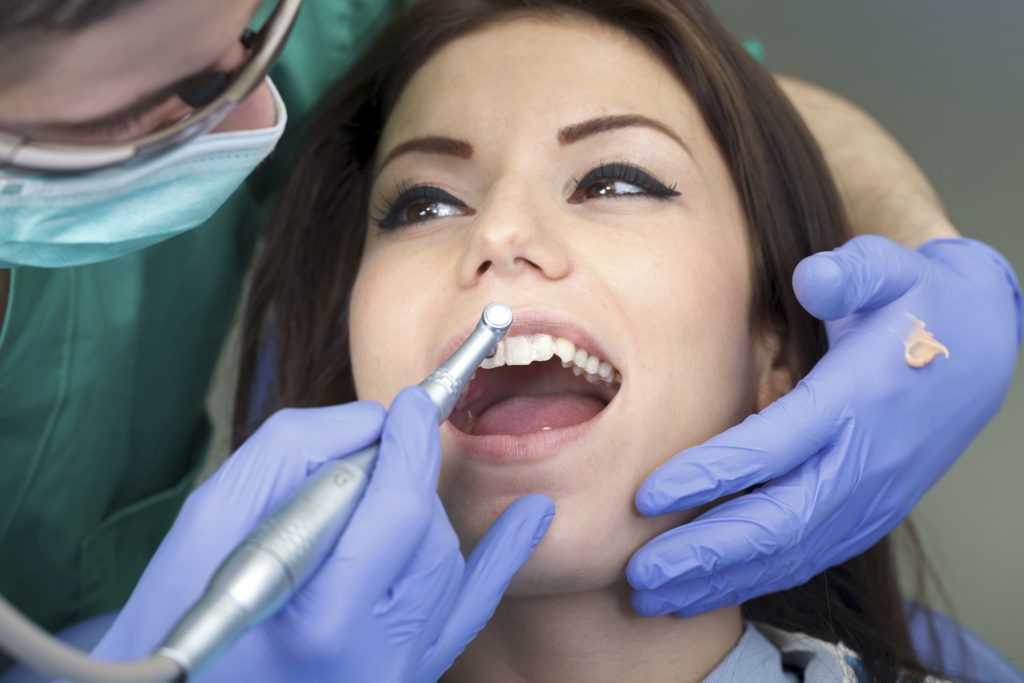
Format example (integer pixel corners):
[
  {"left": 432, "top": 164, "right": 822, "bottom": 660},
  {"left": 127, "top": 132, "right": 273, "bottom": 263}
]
[{"left": 156, "top": 303, "right": 512, "bottom": 678}]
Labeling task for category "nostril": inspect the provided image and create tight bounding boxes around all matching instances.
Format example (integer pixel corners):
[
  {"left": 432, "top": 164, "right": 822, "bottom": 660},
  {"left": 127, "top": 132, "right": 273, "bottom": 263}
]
[
  {"left": 520, "top": 257, "right": 541, "bottom": 270},
  {"left": 477, "top": 260, "right": 492, "bottom": 275}
]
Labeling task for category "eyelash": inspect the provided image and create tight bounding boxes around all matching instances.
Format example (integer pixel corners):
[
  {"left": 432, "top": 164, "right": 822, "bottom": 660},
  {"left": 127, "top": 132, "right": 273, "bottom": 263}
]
[{"left": 373, "top": 161, "right": 679, "bottom": 231}]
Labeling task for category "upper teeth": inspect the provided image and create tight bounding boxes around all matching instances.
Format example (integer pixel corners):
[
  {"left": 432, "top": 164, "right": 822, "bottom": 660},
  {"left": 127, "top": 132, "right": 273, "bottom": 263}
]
[{"left": 480, "top": 334, "right": 622, "bottom": 384}]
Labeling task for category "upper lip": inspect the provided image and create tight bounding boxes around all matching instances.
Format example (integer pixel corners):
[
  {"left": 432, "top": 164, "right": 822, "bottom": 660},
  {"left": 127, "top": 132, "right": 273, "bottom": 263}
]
[{"left": 435, "top": 306, "right": 623, "bottom": 374}]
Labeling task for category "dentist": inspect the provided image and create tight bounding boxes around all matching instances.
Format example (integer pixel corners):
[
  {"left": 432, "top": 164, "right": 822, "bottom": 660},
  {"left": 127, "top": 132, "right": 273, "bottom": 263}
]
[
  {"left": 0, "top": 0, "right": 1018, "bottom": 680},
  {"left": 0, "top": 2, "right": 554, "bottom": 680}
]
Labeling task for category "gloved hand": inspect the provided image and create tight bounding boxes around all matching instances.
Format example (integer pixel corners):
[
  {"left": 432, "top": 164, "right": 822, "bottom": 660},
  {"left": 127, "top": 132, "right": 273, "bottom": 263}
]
[
  {"left": 627, "top": 235, "right": 1020, "bottom": 616},
  {"left": 92, "top": 387, "right": 554, "bottom": 681}
]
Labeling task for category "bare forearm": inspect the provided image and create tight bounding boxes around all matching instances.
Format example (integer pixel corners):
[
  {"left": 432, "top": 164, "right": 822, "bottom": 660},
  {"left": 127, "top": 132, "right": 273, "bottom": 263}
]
[{"left": 777, "top": 74, "right": 959, "bottom": 247}]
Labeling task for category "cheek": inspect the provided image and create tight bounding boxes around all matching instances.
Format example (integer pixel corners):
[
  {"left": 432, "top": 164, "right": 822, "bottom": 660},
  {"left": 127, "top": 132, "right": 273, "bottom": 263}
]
[
  {"left": 349, "top": 238, "right": 467, "bottom": 405},
  {"left": 609, "top": 222, "right": 759, "bottom": 435},
  {"left": 349, "top": 252, "right": 414, "bottom": 405}
]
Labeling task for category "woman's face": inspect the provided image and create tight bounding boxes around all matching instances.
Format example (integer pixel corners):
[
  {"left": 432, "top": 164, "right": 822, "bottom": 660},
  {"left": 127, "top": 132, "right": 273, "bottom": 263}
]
[{"left": 350, "top": 17, "right": 783, "bottom": 594}]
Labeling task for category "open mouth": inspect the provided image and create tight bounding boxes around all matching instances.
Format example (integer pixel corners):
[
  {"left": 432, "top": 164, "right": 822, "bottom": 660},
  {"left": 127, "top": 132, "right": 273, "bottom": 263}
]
[{"left": 449, "top": 333, "right": 622, "bottom": 437}]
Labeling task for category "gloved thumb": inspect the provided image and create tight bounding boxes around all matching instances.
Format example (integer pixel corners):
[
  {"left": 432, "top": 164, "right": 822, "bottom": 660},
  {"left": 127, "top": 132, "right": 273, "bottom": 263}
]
[
  {"left": 793, "top": 234, "right": 927, "bottom": 320},
  {"left": 417, "top": 494, "right": 555, "bottom": 682}
]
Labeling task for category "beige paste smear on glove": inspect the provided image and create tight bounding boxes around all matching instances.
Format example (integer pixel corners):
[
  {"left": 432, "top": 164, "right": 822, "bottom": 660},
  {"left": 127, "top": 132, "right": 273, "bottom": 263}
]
[{"left": 904, "top": 315, "right": 950, "bottom": 368}]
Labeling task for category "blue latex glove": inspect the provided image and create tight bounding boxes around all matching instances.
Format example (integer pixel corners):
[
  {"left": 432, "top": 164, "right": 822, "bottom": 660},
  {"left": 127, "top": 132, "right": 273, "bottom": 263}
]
[
  {"left": 91, "top": 388, "right": 554, "bottom": 681},
  {"left": 628, "top": 235, "right": 1021, "bottom": 616}
]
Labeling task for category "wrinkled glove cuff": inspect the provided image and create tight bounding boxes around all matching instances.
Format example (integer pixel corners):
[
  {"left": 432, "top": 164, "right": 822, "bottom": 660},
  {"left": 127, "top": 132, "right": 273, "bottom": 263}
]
[{"left": 918, "top": 236, "right": 1022, "bottom": 347}]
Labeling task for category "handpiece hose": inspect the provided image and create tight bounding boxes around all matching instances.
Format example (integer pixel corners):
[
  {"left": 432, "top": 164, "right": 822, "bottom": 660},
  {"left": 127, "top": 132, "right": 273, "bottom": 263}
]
[{"left": 156, "top": 302, "right": 512, "bottom": 678}]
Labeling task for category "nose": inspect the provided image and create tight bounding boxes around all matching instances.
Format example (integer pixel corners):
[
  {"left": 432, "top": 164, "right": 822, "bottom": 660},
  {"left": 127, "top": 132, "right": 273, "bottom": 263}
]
[{"left": 456, "top": 180, "right": 573, "bottom": 287}]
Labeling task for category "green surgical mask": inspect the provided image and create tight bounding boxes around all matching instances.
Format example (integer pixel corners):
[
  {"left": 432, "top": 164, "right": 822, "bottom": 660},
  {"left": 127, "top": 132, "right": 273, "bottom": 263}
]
[{"left": 0, "top": 80, "right": 286, "bottom": 268}]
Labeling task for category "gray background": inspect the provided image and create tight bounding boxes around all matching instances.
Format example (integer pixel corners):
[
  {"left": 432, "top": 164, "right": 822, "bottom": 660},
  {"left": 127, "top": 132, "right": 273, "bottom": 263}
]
[
  {"left": 706, "top": 0, "right": 1023, "bottom": 665},
  {"left": 204, "top": 0, "right": 1023, "bottom": 669}
]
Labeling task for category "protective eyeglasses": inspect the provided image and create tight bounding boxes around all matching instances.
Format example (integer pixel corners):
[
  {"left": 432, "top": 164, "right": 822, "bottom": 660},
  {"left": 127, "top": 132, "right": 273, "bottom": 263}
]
[{"left": 0, "top": 0, "right": 301, "bottom": 177}]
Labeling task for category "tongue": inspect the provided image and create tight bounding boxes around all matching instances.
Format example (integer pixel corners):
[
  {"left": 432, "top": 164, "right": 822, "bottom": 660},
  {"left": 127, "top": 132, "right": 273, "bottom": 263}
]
[{"left": 473, "top": 393, "right": 605, "bottom": 436}]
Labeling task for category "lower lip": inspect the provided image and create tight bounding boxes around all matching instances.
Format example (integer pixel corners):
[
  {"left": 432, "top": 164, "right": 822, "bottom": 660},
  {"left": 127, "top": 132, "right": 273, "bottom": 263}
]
[{"left": 443, "top": 399, "right": 614, "bottom": 463}]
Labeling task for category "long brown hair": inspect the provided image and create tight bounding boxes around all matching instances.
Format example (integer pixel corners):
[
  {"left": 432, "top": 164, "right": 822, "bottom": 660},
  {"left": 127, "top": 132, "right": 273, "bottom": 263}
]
[{"left": 235, "top": 1, "right": 937, "bottom": 679}]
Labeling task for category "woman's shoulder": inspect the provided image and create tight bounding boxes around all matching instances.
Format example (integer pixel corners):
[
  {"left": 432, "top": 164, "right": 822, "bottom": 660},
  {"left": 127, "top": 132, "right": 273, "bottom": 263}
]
[
  {"left": 754, "top": 622, "right": 951, "bottom": 683},
  {"left": 703, "top": 621, "right": 951, "bottom": 683}
]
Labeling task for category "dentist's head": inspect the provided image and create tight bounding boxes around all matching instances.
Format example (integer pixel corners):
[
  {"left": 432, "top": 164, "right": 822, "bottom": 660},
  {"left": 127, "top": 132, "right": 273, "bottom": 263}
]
[
  {"left": 0, "top": 0, "right": 276, "bottom": 144},
  {"left": 0, "top": 0, "right": 299, "bottom": 267}
]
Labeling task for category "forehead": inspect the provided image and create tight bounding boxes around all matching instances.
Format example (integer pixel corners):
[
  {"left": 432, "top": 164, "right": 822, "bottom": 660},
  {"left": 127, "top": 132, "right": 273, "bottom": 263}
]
[
  {"left": 382, "top": 16, "right": 706, "bottom": 155},
  {"left": 0, "top": 0, "right": 259, "bottom": 124}
]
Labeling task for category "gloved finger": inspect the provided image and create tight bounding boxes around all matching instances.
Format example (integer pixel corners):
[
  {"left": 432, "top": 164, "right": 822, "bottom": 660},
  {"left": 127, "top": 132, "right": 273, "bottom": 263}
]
[
  {"left": 279, "top": 496, "right": 462, "bottom": 666},
  {"left": 199, "top": 401, "right": 386, "bottom": 518},
  {"left": 395, "top": 498, "right": 467, "bottom": 667},
  {"left": 793, "top": 234, "right": 927, "bottom": 321},
  {"left": 631, "top": 548, "right": 817, "bottom": 617},
  {"left": 630, "top": 491, "right": 871, "bottom": 618},
  {"left": 378, "top": 386, "right": 446, "bottom": 490},
  {"left": 629, "top": 449, "right": 844, "bottom": 591},
  {"left": 634, "top": 380, "right": 839, "bottom": 515},
  {"left": 328, "top": 386, "right": 443, "bottom": 605},
  {"left": 419, "top": 494, "right": 555, "bottom": 682}
]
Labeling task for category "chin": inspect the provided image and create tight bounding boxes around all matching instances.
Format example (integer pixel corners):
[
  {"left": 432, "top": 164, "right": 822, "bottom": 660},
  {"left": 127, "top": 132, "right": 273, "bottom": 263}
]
[
  {"left": 440, "top": 467, "right": 695, "bottom": 597},
  {"left": 502, "top": 522, "right": 637, "bottom": 597}
]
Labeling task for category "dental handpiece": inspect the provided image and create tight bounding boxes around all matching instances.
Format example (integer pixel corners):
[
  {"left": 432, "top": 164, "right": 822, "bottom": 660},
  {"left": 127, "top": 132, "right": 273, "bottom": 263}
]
[{"left": 155, "top": 302, "right": 513, "bottom": 679}]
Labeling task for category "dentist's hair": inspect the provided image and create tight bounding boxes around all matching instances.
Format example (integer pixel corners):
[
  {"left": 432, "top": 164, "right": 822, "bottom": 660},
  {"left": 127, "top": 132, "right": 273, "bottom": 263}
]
[{"left": 236, "top": 1, "right": 941, "bottom": 680}]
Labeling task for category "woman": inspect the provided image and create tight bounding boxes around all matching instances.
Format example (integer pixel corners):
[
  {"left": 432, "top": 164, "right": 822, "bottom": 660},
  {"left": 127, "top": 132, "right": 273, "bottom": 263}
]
[{"left": 237, "top": 0, "right": 947, "bottom": 679}]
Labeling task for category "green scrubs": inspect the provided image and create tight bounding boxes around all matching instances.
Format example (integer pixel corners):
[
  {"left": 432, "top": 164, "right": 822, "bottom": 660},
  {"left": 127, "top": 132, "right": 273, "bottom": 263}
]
[{"left": 0, "top": 0, "right": 398, "bottom": 670}]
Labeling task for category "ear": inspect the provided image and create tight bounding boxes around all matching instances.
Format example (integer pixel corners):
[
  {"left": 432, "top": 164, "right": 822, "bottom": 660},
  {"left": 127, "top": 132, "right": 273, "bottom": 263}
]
[{"left": 752, "top": 328, "right": 796, "bottom": 413}]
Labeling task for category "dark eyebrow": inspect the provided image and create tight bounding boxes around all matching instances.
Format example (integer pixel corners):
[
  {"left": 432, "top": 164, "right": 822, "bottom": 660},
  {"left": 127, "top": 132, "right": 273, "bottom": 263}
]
[
  {"left": 558, "top": 114, "right": 691, "bottom": 155},
  {"left": 373, "top": 117, "right": 685, "bottom": 176},
  {"left": 376, "top": 136, "right": 473, "bottom": 175}
]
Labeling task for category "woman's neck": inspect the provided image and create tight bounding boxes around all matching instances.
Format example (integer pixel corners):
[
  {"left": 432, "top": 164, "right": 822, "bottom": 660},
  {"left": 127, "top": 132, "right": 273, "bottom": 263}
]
[{"left": 445, "top": 582, "right": 743, "bottom": 683}]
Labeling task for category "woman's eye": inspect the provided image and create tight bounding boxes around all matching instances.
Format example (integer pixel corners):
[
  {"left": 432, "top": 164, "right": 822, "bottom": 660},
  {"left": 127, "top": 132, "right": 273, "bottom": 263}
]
[
  {"left": 569, "top": 162, "right": 680, "bottom": 204},
  {"left": 580, "top": 179, "right": 646, "bottom": 200},
  {"left": 376, "top": 185, "right": 475, "bottom": 230}
]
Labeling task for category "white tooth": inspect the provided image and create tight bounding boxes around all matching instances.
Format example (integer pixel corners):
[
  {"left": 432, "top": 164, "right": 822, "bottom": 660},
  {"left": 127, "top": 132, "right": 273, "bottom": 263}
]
[
  {"left": 614, "top": 372, "right": 623, "bottom": 384},
  {"left": 573, "top": 348, "right": 588, "bottom": 369},
  {"left": 585, "top": 355, "right": 599, "bottom": 375},
  {"left": 561, "top": 360, "right": 571, "bottom": 369},
  {"left": 505, "top": 336, "right": 532, "bottom": 365},
  {"left": 480, "top": 340, "right": 506, "bottom": 369},
  {"left": 553, "top": 338, "right": 576, "bottom": 364},
  {"left": 532, "top": 334, "right": 555, "bottom": 362},
  {"left": 584, "top": 373, "right": 600, "bottom": 384},
  {"left": 571, "top": 366, "right": 583, "bottom": 376},
  {"left": 598, "top": 361, "right": 612, "bottom": 380}
]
